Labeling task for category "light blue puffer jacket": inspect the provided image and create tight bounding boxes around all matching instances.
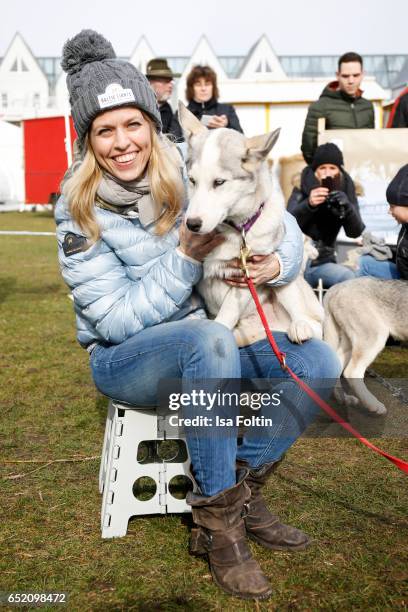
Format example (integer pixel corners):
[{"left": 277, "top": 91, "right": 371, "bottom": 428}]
[{"left": 55, "top": 197, "right": 303, "bottom": 348}]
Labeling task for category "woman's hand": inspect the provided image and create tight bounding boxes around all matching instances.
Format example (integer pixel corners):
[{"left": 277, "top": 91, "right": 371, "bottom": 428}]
[
  {"left": 207, "top": 114, "right": 228, "bottom": 129},
  {"left": 309, "top": 187, "right": 329, "bottom": 207},
  {"left": 225, "top": 253, "right": 281, "bottom": 287},
  {"left": 179, "top": 223, "right": 225, "bottom": 262}
]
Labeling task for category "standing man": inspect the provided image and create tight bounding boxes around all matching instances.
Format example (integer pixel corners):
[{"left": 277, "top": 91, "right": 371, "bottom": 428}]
[
  {"left": 301, "top": 52, "right": 375, "bottom": 164},
  {"left": 146, "top": 58, "right": 183, "bottom": 141}
]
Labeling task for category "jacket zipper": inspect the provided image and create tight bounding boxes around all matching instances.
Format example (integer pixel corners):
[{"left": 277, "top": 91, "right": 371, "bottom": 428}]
[{"left": 350, "top": 102, "right": 358, "bottom": 127}]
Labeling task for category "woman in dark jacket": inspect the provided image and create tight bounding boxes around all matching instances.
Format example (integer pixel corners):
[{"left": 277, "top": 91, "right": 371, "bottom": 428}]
[
  {"left": 287, "top": 143, "right": 365, "bottom": 288},
  {"left": 185, "top": 65, "right": 243, "bottom": 132}
]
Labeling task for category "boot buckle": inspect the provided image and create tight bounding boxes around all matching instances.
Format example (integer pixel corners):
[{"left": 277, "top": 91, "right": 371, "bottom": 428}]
[{"left": 241, "top": 503, "right": 250, "bottom": 518}]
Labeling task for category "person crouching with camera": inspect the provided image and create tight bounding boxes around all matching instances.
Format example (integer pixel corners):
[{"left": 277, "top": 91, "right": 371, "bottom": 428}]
[{"left": 288, "top": 143, "right": 365, "bottom": 288}]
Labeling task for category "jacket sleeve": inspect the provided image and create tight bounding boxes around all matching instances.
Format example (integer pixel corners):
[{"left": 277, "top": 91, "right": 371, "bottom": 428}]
[
  {"left": 226, "top": 105, "right": 244, "bottom": 133},
  {"left": 342, "top": 200, "right": 365, "bottom": 238},
  {"left": 170, "top": 113, "right": 184, "bottom": 142},
  {"left": 301, "top": 101, "right": 323, "bottom": 164},
  {"left": 392, "top": 95, "right": 408, "bottom": 128},
  {"left": 267, "top": 210, "right": 303, "bottom": 287},
  {"left": 56, "top": 205, "right": 202, "bottom": 345},
  {"left": 369, "top": 102, "right": 375, "bottom": 128},
  {"left": 286, "top": 187, "right": 317, "bottom": 231},
  {"left": 398, "top": 261, "right": 408, "bottom": 280},
  {"left": 396, "top": 226, "right": 408, "bottom": 279}
]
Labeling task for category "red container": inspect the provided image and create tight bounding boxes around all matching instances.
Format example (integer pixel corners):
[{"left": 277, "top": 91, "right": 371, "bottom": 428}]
[{"left": 23, "top": 116, "right": 76, "bottom": 204}]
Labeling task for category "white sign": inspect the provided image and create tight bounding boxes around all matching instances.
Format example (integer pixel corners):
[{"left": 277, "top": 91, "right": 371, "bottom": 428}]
[{"left": 320, "top": 128, "right": 408, "bottom": 245}]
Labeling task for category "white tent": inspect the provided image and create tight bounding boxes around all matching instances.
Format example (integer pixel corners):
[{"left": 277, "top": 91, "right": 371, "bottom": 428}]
[{"left": 0, "top": 120, "right": 24, "bottom": 207}]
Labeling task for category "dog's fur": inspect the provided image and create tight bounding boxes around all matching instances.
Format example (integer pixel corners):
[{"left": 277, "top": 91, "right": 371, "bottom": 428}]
[
  {"left": 324, "top": 277, "right": 408, "bottom": 414},
  {"left": 302, "top": 235, "right": 319, "bottom": 271},
  {"left": 178, "top": 103, "right": 324, "bottom": 347}
]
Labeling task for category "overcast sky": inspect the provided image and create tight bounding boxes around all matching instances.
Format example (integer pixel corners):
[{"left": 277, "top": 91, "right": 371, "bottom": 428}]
[{"left": 1, "top": 0, "right": 407, "bottom": 58}]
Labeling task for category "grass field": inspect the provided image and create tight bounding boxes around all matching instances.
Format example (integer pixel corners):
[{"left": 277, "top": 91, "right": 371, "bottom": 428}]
[{"left": 0, "top": 212, "right": 407, "bottom": 611}]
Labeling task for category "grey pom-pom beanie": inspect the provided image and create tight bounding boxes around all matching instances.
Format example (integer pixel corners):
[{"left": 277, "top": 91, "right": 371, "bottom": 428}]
[{"left": 61, "top": 29, "right": 162, "bottom": 146}]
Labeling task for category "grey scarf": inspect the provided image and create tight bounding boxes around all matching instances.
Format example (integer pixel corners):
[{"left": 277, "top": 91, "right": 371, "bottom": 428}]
[{"left": 96, "top": 172, "right": 162, "bottom": 226}]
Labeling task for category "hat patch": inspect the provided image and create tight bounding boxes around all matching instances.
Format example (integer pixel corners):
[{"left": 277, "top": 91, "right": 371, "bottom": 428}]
[{"left": 97, "top": 83, "right": 136, "bottom": 109}]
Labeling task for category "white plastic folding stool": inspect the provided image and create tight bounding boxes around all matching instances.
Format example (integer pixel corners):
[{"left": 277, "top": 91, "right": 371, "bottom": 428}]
[
  {"left": 99, "top": 399, "right": 192, "bottom": 538},
  {"left": 314, "top": 278, "right": 327, "bottom": 306}
]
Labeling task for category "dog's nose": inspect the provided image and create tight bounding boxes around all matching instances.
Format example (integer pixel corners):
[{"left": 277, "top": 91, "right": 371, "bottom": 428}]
[{"left": 186, "top": 218, "right": 202, "bottom": 233}]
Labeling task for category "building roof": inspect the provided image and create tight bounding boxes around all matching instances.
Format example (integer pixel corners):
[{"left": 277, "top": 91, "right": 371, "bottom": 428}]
[
  {"left": 31, "top": 53, "right": 408, "bottom": 91},
  {"left": 0, "top": 32, "right": 406, "bottom": 91}
]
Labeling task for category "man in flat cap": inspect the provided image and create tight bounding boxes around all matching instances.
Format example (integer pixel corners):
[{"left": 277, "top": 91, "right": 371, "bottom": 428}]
[{"left": 146, "top": 58, "right": 183, "bottom": 141}]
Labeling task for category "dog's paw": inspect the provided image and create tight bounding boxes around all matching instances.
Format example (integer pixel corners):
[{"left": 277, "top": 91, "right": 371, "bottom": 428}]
[
  {"left": 366, "top": 400, "right": 387, "bottom": 416},
  {"left": 287, "top": 320, "right": 313, "bottom": 344},
  {"left": 343, "top": 393, "right": 359, "bottom": 407},
  {"left": 333, "top": 386, "right": 358, "bottom": 406}
]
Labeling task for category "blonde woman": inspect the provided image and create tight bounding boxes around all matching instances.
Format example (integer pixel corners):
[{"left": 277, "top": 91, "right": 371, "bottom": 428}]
[{"left": 56, "top": 30, "right": 340, "bottom": 602}]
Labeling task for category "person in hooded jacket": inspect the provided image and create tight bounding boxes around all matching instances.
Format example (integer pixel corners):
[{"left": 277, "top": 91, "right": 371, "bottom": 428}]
[
  {"left": 55, "top": 30, "right": 341, "bottom": 602},
  {"left": 186, "top": 65, "right": 243, "bottom": 133},
  {"left": 287, "top": 143, "right": 365, "bottom": 288},
  {"left": 301, "top": 52, "right": 374, "bottom": 164}
]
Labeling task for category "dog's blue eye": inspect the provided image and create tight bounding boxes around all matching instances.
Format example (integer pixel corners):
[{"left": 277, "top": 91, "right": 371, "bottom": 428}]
[
  {"left": 213, "top": 179, "right": 226, "bottom": 188},
  {"left": 189, "top": 176, "right": 196, "bottom": 186}
]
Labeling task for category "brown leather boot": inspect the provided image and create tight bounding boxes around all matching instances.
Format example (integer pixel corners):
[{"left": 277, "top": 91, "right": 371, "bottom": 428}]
[
  {"left": 187, "top": 470, "right": 272, "bottom": 600},
  {"left": 237, "top": 459, "right": 310, "bottom": 551}
]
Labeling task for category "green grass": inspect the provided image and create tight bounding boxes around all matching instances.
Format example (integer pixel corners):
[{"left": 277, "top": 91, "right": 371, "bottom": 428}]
[{"left": 0, "top": 212, "right": 407, "bottom": 611}]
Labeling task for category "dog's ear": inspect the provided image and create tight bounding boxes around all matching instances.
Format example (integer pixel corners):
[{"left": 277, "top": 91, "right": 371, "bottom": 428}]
[
  {"left": 178, "top": 101, "right": 208, "bottom": 140},
  {"left": 244, "top": 128, "right": 281, "bottom": 162}
]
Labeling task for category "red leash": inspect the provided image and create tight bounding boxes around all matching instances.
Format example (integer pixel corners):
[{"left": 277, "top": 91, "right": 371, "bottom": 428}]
[{"left": 245, "top": 275, "right": 408, "bottom": 475}]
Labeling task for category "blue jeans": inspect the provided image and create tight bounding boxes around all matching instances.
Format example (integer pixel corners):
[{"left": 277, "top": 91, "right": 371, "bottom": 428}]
[
  {"left": 91, "top": 319, "right": 341, "bottom": 496},
  {"left": 357, "top": 255, "right": 400, "bottom": 280},
  {"left": 305, "top": 260, "right": 356, "bottom": 289}
]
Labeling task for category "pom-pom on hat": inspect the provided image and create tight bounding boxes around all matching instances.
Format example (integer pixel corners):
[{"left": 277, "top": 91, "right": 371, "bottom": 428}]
[
  {"left": 311, "top": 143, "right": 344, "bottom": 171},
  {"left": 61, "top": 29, "right": 162, "bottom": 147},
  {"left": 386, "top": 164, "right": 408, "bottom": 207}
]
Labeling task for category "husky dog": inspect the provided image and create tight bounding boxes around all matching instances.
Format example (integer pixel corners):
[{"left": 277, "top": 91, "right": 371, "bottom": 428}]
[
  {"left": 302, "top": 236, "right": 319, "bottom": 272},
  {"left": 178, "top": 103, "right": 324, "bottom": 347},
  {"left": 324, "top": 277, "right": 408, "bottom": 415}
]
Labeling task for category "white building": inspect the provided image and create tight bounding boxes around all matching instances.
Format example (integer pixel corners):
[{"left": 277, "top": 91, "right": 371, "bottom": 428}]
[
  {"left": 0, "top": 32, "right": 406, "bottom": 204},
  {"left": 0, "top": 33, "right": 50, "bottom": 121},
  {"left": 0, "top": 120, "right": 24, "bottom": 205}
]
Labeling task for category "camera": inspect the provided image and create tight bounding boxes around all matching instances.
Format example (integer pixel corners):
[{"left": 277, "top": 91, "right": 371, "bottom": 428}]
[
  {"left": 325, "top": 190, "right": 349, "bottom": 219},
  {"left": 321, "top": 177, "right": 348, "bottom": 220}
]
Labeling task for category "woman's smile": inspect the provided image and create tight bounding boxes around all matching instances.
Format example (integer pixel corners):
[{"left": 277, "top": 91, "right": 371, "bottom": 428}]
[{"left": 112, "top": 151, "right": 138, "bottom": 165}]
